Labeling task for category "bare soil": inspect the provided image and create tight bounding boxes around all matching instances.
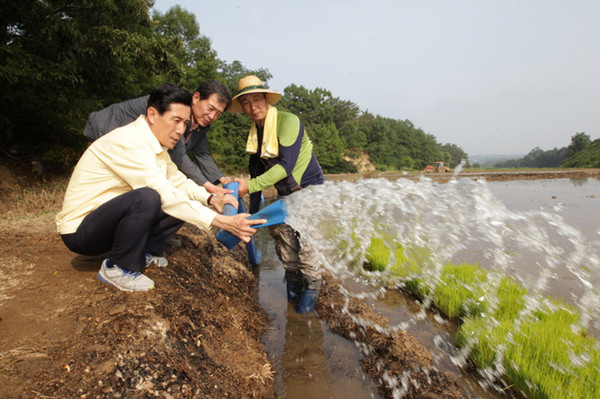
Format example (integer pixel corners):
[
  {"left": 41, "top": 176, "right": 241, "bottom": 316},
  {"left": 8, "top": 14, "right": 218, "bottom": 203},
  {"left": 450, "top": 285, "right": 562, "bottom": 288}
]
[{"left": 4, "top": 160, "right": 596, "bottom": 398}]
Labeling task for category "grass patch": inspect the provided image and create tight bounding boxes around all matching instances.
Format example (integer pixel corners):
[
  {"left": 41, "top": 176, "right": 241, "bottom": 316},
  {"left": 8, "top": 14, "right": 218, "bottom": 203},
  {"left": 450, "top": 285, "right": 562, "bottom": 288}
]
[
  {"left": 456, "top": 277, "right": 527, "bottom": 368},
  {"left": 434, "top": 263, "right": 487, "bottom": 319},
  {"left": 360, "top": 238, "right": 600, "bottom": 397},
  {"left": 364, "top": 238, "right": 431, "bottom": 298},
  {"left": 504, "top": 301, "right": 600, "bottom": 399},
  {"left": 365, "top": 237, "right": 389, "bottom": 271},
  {"left": 0, "top": 179, "right": 67, "bottom": 218}
]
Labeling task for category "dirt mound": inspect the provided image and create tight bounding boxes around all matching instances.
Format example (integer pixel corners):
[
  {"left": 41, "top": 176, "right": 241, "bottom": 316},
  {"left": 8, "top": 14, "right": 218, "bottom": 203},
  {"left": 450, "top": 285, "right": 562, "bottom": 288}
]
[
  {"left": 317, "top": 274, "right": 462, "bottom": 398},
  {"left": 0, "top": 224, "right": 275, "bottom": 398},
  {"left": 343, "top": 150, "right": 376, "bottom": 173}
]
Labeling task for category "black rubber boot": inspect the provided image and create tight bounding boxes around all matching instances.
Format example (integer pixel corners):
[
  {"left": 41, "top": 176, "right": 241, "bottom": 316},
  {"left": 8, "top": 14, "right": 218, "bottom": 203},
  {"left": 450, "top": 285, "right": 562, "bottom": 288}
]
[
  {"left": 284, "top": 270, "right": 302, "bottom": 303},
  {"left": 286, "top": 281, "right": 302, "bottom": 302}
]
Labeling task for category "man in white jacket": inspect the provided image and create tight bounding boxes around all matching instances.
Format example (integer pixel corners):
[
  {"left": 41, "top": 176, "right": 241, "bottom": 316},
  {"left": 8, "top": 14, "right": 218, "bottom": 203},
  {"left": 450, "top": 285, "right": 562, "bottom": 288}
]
[{"left": 56, "top": 84, "right": 264, "bottom": 292}]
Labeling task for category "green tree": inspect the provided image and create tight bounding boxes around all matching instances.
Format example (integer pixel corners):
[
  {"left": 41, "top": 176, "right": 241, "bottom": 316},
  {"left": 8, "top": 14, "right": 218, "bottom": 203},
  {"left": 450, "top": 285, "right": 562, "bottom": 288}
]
[
  {"left": 219, "top": 60, "right": 272, "bottom": 95},
  {"left": 279, "top": 84, "right": 334, "bottom": 125},
  {"left": 495, "top": 147, "right": 568, "bottom": 168},
  {"left": 339, "top": 119, "right": 368, "bottom": 150},
  {"left": 152, "top": 5, "right": 219, "bottom": 90},
  {"left": 441, "top": 143, "right": 468, "bottom": 168},
  {"left": 0, "top": 1, "right": 475, "bottom": 176},
  {"left": 565, "top": 132, "right": 591, "bottom": 158},
  {"left": 207, "top": 113, "right": 251, "bottom": 175},
  {"left": 411, "top": 131, "right": 444, "bottom": 169},
  {"left": 309, "top": 122, "right": 352, "bottom": 173},
  {"left": 1, "top": 0, "right": 181, "bottom": 167},
  {"left": 338, "top": 111, "right": 374, "bottom": 154},
  {"left": 329, "top": 97, "right": 360, "bottom": 130},
  {"left": 562, "top": 138, "right": 600, "bottom": 168},
  {"left": 277, "top": 84, "right": 353, "bottom": 173}
]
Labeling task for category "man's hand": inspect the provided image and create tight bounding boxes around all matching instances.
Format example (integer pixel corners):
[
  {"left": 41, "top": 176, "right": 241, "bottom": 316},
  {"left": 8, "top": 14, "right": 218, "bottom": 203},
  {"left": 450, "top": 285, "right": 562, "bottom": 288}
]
[
  {"left": 219, "top": 176, "right": 233, "bottom": 185},
  {"left": 209, "top": 193, "right": 238, "bottom": 213},
  {"left": 234, "top": 178, "right": 249, "bottom": 197},
  {"left": 211, "top": 213, "right": 266, "bottom": 243},
  {"left": 213, "top": 185, "right": 234, "bottom": 196},
  {"left": 203, "top": 181, "right": 234, "bottom": 196}
]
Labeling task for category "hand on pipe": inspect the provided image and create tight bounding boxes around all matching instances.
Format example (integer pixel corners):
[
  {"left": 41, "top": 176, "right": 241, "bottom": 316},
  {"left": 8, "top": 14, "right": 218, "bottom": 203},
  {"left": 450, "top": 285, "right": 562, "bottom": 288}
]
[
  {"left": 203, "top": 181, "right": 234, "bottom": 196},
  {"left": 209, "top": 193, "right": 238, "bottom": 213},
  {"left": 219, "top": 176, "right": 234, "bottom": 185},
  {"left": 234, "top": 178, "right": 249, "bottom": 197},
  {"left": 211, "top": 213, "right": 266, "bottom": 243}
]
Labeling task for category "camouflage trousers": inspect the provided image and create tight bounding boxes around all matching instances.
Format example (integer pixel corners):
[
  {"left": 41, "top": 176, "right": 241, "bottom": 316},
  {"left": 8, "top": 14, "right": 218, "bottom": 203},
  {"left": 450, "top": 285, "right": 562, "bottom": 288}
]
[{"left": 269, "top": 223, "right": 322, "bottom": 291}]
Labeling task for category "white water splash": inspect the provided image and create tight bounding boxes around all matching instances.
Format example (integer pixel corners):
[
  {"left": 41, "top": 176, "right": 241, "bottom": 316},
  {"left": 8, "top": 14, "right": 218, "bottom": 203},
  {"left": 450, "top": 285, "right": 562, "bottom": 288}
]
[{"left": 283, "top": 176, "right": 600, "bottom": 394}]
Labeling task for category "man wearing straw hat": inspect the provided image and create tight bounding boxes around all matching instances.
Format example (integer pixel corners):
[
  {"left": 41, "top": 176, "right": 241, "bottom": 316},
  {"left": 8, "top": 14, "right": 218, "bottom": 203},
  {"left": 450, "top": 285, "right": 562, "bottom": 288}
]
[{"left": 230, "top": 75, "right": 326, "bottom": 314}]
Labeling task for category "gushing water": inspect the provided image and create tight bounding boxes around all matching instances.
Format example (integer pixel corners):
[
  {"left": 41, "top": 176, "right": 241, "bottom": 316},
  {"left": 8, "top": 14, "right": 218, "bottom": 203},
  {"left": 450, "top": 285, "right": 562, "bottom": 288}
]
[{"left": 283, "top": 176, "right": 600, "bottom": 396}]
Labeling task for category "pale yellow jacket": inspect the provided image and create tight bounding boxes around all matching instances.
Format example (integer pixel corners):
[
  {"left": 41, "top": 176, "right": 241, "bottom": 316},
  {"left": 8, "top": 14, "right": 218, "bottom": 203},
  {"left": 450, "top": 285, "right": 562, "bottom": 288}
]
[{"left": 56, "top": 115, "right": 216, "bottom": 234}]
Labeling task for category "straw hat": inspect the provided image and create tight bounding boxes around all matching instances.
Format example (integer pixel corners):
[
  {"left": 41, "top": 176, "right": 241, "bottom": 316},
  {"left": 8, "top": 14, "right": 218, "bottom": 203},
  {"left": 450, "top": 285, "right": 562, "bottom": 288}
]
[{"left": 228, "top": 75, "right": 281, "bottom": 113}]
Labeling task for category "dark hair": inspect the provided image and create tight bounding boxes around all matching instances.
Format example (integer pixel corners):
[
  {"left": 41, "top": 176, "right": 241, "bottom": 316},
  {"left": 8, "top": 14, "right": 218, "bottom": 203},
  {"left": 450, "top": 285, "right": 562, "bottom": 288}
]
[
  {"left": 196, "top": 80, "right": 232, "bottom": 109},
  {"left": 147, "top": 84, "right": 193, "bottom": 115}
]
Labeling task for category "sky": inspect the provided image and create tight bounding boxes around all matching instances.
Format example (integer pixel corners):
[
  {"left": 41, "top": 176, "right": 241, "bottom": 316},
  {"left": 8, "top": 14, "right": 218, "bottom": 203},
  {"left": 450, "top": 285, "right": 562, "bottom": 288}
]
[{"left": 152, "top": 0, "right": 599, "bottom": 156}]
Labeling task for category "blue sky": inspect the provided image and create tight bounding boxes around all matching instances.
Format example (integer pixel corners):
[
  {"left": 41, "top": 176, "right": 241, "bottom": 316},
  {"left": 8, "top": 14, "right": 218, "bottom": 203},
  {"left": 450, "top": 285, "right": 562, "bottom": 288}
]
[{"left": 152, "top": 0, "right": 599, "bottom": 156}]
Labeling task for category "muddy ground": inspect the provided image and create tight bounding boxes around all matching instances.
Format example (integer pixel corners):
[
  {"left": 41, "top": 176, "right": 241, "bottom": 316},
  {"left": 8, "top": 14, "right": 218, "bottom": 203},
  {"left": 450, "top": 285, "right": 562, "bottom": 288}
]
[{"left": 1, "top": 160, "right": 597, "bottom": 398}]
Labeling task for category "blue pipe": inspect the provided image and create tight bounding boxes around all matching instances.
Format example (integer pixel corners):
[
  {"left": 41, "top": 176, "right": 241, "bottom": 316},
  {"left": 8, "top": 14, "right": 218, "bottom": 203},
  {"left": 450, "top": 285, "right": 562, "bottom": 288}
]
[{"left": 215, "top": 182, "right": 287, "bottom": 264}]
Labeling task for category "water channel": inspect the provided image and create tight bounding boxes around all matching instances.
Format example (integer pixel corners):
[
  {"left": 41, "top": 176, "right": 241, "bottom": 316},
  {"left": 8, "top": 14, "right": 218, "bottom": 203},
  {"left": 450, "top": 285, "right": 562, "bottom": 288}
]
[{"left": 253, "top": 176, "right": 600, "bottom": 398}]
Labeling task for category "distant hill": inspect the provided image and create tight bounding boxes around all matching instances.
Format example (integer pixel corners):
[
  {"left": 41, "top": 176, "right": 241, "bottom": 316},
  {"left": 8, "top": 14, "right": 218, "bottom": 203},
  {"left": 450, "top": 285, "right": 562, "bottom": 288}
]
[
  {"left": 561, "top": 139, "right": 600, "bottom": 168},
  {"left": 469, "top": 154, "right": 524, "bottom": 167}
]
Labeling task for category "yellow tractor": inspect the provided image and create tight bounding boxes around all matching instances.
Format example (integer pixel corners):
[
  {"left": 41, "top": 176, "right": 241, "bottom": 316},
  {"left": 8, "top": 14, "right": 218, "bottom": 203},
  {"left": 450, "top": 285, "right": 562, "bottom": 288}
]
[{"left": 423, "top": 161, "right": 450, "bottom": 173}]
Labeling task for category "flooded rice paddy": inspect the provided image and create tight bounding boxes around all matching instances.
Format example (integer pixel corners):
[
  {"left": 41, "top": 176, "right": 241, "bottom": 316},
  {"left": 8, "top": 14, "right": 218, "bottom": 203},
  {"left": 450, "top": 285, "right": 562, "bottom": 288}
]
[{"left": 256, "top": 176, "right": 600, "bottom": 398}]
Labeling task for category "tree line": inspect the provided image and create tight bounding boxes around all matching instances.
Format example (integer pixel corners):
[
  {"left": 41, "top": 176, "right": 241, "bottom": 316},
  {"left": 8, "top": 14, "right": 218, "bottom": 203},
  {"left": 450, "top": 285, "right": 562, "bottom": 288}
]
[
  {"left": 491, "top": 132, "right": 599, "bottom": 169},
  {"left": 4, "top": 1, "right": 593, "bottom": 174}
]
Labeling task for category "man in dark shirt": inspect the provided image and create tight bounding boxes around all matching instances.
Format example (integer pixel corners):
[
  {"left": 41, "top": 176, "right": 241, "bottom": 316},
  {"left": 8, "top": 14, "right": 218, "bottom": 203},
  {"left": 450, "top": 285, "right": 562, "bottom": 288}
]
[{"left": 84, "top": 80, "right": 233, "bottom": 195}]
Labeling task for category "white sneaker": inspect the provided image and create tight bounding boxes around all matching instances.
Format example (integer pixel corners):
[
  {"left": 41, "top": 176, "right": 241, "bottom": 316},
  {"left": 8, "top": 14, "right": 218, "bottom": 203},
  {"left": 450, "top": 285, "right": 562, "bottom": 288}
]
[
  {"left": 97, "top": 259, "right": 155, "bottom": 292},
  {"left": 145, "top": 251, "right": 168, "bottom": 267}
]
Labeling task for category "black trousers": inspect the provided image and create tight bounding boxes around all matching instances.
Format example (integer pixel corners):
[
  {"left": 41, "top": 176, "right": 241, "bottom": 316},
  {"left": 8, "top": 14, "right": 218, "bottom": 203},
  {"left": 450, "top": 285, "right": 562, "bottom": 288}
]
[{"left": 61, "top": 188, "right": 184, "bottom": 272}]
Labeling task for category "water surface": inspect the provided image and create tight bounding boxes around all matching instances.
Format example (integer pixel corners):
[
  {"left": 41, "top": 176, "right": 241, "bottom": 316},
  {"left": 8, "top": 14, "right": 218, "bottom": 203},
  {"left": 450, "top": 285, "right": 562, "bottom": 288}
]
[{"left": 257, "top": 176, "right": 600, "bottom": 398}]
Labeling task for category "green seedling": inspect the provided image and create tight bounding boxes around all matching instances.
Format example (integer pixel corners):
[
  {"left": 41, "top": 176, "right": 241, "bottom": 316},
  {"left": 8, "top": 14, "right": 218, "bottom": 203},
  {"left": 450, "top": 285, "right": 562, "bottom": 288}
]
[{"left": 434, "top": 263, "right": 488, "bottom": 319}]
